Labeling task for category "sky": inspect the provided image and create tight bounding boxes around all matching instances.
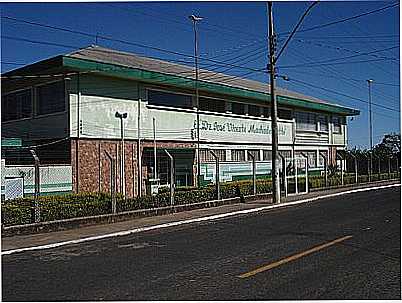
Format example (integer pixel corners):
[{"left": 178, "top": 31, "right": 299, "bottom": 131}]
[{"left": 0, "top": 1, "right": 400, "bottom": 149}]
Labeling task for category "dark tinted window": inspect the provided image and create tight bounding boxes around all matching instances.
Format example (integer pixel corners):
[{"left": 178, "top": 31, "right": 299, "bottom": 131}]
[
  {"left": 263, "top": 107, "right": 270, "bottom": 118},
  {"left": 278, "top": 108, "right": 292, "bottom": 120},
  {"left": 2, "top": 89, "right": 32, "bottom": 121},
  {"left": 232, "top": 102, "right": 245, "bottom": 115},
  {"left": 199, "top": 97, "right": 225, "bottom": 112},
  {"left": 148, "top": 90, "right": 193, "bottom": 109},
  {"left": 37, "top": 81, "right": 65, "bottom": 115},
  {"left": 248, "top": 104, "right": 260, "bottom": 117}
]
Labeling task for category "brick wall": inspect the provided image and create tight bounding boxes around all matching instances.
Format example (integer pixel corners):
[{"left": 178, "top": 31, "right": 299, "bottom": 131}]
[{"left": 71, "top": 138, "right": 195, "bottom": 197}]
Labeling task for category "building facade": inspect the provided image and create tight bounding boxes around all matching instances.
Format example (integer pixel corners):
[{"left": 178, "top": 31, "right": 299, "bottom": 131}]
[{"left": 1, "top": 46, "right": 359, "bottom": 197}]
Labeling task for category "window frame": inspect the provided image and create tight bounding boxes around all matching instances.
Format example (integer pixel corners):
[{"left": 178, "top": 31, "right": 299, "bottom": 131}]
[
  {"left": 295, "top": 110, "right": 317, "bottom": 131},
  {"left": 332, "top": 115, "right": 342, "bottom": 134},
  {"left": 2, "top": 87, "right": 34, "bottom": 122},
  {"left": 146, "top": 88, "right": 194, "bottom": 110},
  {"left": 35, "top": 79, "right": 67, "bottom": 117}
]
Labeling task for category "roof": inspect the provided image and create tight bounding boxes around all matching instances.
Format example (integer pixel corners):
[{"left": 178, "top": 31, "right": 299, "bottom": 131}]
[{"left": 3, "top": 45, "right": 360, "bottom": 116}]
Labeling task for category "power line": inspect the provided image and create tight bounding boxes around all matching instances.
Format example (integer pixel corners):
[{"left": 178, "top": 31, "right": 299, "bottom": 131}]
[
  {"left": 292, "top": 39, "right": 399, "bottom": 62},
  {"left": 284, "top": 47, "right": 399, "bottom": 108},
  {"left": 279, "top": 57, "right": 397, "bottom": 69},
  {"left": 292, "top": 34, "right": 399, "bottom": 40},
  {"left": 287, "top": 77, "right": 399, "bottom": 113},
  {"left": 278, "top": 2, "right": 399, "bottom": 35},
  {"left": 278, "top": 45, "right": 399, "bottom": 68}
]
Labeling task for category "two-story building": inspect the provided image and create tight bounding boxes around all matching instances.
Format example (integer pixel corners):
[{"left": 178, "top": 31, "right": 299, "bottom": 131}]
[{"left": 1, "top": 45, "right": 360, "bottom": 197}]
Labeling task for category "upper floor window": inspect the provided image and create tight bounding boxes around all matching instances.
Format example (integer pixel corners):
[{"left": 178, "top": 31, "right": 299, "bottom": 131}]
[
  {"left": 147, "top": 89, "right": 193, "bottom": 109},
  {"left": 2, "top": 89, "right": 32, "bottom": 122},
  {"left": 37, "top": 81, "right": 66, "bottom": 115},
  {"left": 295, "top": 111, "right": 317, "bottom": 131},
  {"left": 278, "top": 108, "right": 292, "bottom": 120},
  {"left": 232, "top": 102, "right": 245, "bottom": 115},
  {"left": 199, "top": 97, "right": 225, "bottom": 113},
  {"left": 248, "top": 104, "right": 261, "bottom": 117},
  {"left": 262, "top": 107, "right": 270, "bottom": 118},
  {"left": 317, "top": 114, "right": 329, "bottom": 132},
  {"left": 332, "top": 116, "right": 342, "bottom": 134}
]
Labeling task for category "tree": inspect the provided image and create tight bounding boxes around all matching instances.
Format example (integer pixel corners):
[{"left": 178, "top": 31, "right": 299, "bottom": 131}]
[{"left": 373, "top": 133, "right": 400, "bottom": 158}]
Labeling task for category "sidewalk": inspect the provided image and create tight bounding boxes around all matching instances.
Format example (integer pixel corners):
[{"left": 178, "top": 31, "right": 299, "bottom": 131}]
[{"left": 2, "top": 179, "right": 400, "bottom": 252}]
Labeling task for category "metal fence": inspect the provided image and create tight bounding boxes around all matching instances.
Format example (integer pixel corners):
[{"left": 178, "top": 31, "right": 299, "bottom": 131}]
[{"left": 1, "top": 164, "right": 72, "bottom": 199}]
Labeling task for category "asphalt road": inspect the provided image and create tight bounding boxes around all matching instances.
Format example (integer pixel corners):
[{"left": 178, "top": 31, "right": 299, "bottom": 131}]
[{"left": 2, "top": 186, "right": 401, "bottom": 301}]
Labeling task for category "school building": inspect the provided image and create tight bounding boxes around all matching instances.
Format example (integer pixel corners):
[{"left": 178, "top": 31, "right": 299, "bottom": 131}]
[{"left": 1, "top": 45, "right": 360, "bottom": 197}]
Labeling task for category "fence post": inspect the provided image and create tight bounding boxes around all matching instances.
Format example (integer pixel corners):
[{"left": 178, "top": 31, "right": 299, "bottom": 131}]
[
  {"left": 105, "top": 151, "right": 116, "bottom": 214},
  {"left": 367, "top": 155, "right": 371, "bottom": 182},
  {"left": 29, "top": 149, "right": 40, "bottom": 223},
  {"left": 164, "top": 150, "right": 175, "bottom": 209},
  {"left": 247, "top": 151, "right": 256, "bottom": 196},
  {"left": 209, "top": 150, "right": 220, "bottom": 200},
  {"left": 278, "top": 154, "right": 286, "bottom": 197},
  {"left": 352, "top": 154, "right": 358, "bottom": 184},
  {"left": 299, "top": 152, "right": 309, "bottom": 193},
  {"left": 388, "top": 156, "right": 391, "bottom": 179},
  {"left": 320, "top": 151, "right": 328, "bottom": 188}
]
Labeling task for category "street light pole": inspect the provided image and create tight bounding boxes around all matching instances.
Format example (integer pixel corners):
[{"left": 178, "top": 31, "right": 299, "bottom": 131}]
[
  {"left": 267, "top": 2, "right": 280, "bottom": 204},
  {"left": 189, "top": 14, "right": 203, "bottom": 188},
  {"left": 367, "top": 79, "right": 373, "bottom": 181},
  {"left": 115, "top": 111, "right": 128, "bottom": 196}
]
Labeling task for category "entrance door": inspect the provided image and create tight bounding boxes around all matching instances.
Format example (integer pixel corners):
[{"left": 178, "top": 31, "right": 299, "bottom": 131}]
[{"left": 284, "top": 157, "right": 308, "bottom": 196}]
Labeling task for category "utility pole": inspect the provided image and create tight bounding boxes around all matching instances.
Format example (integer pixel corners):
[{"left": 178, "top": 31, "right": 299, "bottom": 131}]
[
  {"left": 367, "top": 79, "right": 373, "bottom": 180},
  {"left": 189, "top": 14, "right": 203, "bottom": 188},
  {"left": 115, "top": 111, "right": 127, "bottom": 196},
  {"left": 267, "top": 2, "right": 280, "bottom": 204},
  {"left": 267, "top": 1, "right": 318, "bottom": 203}
]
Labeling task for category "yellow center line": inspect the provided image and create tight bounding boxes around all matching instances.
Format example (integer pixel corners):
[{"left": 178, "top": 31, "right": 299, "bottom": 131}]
[{"left": 237, "top": 235, "right": 353, "bottom": 279}]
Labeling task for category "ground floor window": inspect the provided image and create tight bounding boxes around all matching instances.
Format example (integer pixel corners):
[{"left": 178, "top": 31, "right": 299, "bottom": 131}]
[
  {"left": 231, "top": 150, "right": 245, "bottom": 162},
  {"left": 247, "top": 149, "right": 260, "bottom": 161},
  {"left": 200, "top": 149, "right": 226, "bottom": 162}
]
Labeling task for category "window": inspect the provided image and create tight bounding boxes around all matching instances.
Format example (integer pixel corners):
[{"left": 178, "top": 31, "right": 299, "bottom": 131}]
[
  {"left": 318, "top": 151, "right": 327, "bottom": 167},
  {"left": 263, "top": 150, "right": 272, "bottom": 161},
  {"left": 147, "top": 89, "right": 193, "bottom": 109},
  {"left": 231, "top": 150, "right": 245, "bottom": 162},
  {"left": 317, "top": 114, "right": 329, "bottom": 132},
  {"left": 37, "top": 81, "right": 65, "bottom": 115},
  {"left": 199, "top": 149, "right": 226, "bottom": 162},
  {"left": 295, "top": 111, "right": 317, "bottom": 131},
  {"left": 248, "top": 104, "right": 260, "bottom": 117},
  {"left": 232, "top": 102, "right": 245, "bottom": 115},
  {"left": 262, "top": 107, "right": 270, "bottom": 118},
  {"left": 199, "top": 97, "right": 225, "bottom": 113},
  {"left": 332, "top": 116, "right": 342, "bottom": 134},
  {"left": 279, "top": 150, "right": 291, "bottom": 159},
  {"left": 306, "top": 151, "right": 317, "bottom": 167},
  {"left": 2, "top": 89, "right": 32, "bottom": 121},
  {"left": 247, "top": 149, "right": 260, "bottom": 161},
  {"left": 278, "top": 108, "right": 292, "bottom": 120}
]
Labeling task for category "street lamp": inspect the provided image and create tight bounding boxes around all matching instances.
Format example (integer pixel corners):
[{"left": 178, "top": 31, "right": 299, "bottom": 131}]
[
  {"left": 189, "top": 14, "right": 203, "bottom": 188},
  {"left": 367, "top": 79, "right": 373, "bottom": 181},
  {"left": 115, "top": 111, "right": 128, "bottom": 196}
]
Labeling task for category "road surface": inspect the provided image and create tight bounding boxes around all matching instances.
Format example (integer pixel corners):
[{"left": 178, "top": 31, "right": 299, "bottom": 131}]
[{"left": 2, "top": 186, "right": 400, "bottom": 300}]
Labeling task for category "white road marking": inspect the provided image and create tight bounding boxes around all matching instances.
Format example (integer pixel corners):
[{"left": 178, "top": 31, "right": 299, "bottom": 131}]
[{"left": 2, "top": 183, "right": 400, "bottom": 255}]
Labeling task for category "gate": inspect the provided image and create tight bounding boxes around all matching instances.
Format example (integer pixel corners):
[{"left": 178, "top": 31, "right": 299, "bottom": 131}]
[{"left": 284, "top": 157, "right": 308, "bottom": 196}]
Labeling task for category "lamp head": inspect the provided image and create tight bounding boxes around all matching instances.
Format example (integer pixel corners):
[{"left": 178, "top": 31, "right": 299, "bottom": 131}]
[{"left": 189, "top": 14, "right": 203, "bottom": 22}]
